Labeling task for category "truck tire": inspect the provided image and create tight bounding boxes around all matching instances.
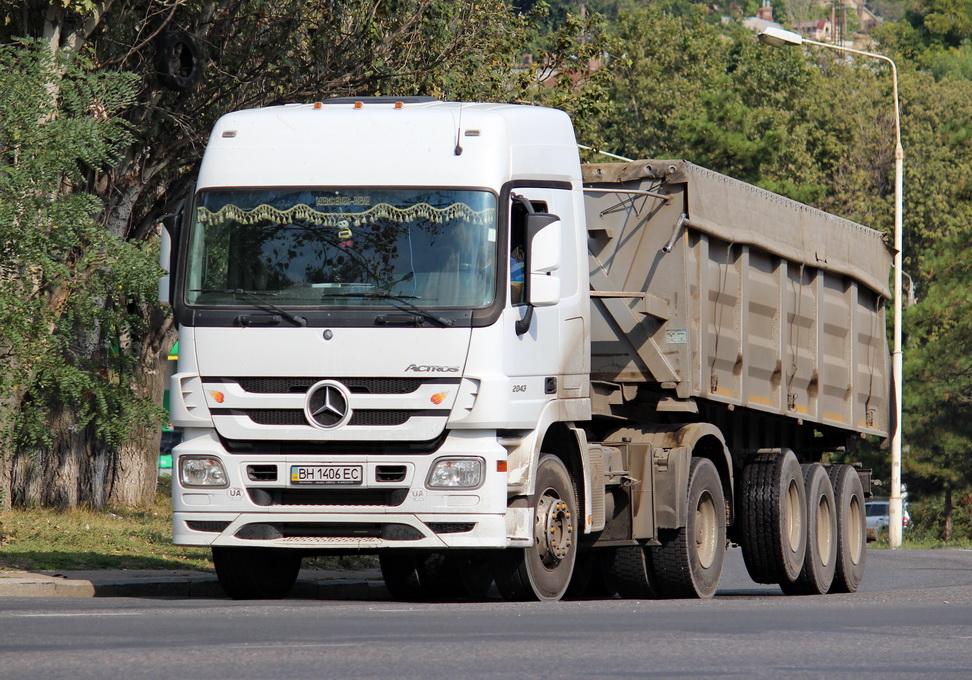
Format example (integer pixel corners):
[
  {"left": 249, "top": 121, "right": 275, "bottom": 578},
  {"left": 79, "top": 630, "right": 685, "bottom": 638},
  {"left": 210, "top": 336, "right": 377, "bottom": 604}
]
[
  {"left": 828, "top": 464, "right": 867, "bottom": 593},
  {"left": 212, "top": 547, "right": 302, "bottom": 600},
  {"left": 608, "top": 545, "right": 659, "bottom": 599},
  {"left": 378, "top": 551, "right": 424, "bottom": 599},
  {"left": 436, "top": 552, "right": 493, "bottom": 599},
  {"left": 566, "top": 551, "right": 617, "bottom": 599},
  {"left": 492, "top": 454, "right": 578, "bottom": 601},
  {"left": 780, "top": 464, "right": 837, "bottom": 595},
  {"left": 739, "top": 450, "right": 807, "bottom": 585},
  {"left": 379, "top": 551, "right": 493, "bottom": 600},
  {"left": 650, "top": 457, "right": 726, "bottom": 599}
]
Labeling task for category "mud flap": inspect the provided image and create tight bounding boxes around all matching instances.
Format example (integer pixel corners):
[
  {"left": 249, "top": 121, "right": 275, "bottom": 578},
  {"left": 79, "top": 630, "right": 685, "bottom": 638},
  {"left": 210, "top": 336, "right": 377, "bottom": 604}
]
[{"left": 652, "top": 445, "right": 691, "bottom": 529}]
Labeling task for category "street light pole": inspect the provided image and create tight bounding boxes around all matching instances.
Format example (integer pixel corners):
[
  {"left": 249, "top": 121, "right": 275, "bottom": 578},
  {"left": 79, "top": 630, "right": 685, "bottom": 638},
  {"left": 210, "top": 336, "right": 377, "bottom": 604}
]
[{"left": 758, "top": 26, "right": 905, "bottom": 548}]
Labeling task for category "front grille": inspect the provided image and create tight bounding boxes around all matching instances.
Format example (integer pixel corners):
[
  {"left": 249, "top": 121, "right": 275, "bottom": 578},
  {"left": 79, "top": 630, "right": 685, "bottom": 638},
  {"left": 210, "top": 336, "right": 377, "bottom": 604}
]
[
  {"left": 235, "top": 522, "right": 423, "bottom": 541},
  {"left": 247, "top": 487, "right": 407, "bottom": 507},
  {"left": 349, "top": 410, "right": 412, "bottom": 426},
  {"left": 219, "top": 409, "right": 419, "bottom": 427},
  {"left": 426, "top": 523, "right": 476, "bottom": 534},
  {"left": 237, "top": 409, "right": 306, "bottom": 426},
  {"left": 375, "top": 465, "right": 407, "bottom": 482},
  {"left": 247, "top": 464, "right": 278, "bottom": 481},
  {"left": 230, "top": 377, "right": 454, "bottom": 395},
  {"left": 186, "top": 520, "right": 231, "bottom": 533},
  {"left": 220, "top": 431, "right": 448, "bottom": 456}
]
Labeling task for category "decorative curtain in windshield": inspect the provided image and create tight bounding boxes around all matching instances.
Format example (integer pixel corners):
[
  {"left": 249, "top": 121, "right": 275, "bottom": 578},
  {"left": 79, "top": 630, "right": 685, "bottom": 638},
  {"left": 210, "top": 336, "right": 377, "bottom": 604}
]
[{"left": 185, "top": 189, "right": 498, "bottom": 308}]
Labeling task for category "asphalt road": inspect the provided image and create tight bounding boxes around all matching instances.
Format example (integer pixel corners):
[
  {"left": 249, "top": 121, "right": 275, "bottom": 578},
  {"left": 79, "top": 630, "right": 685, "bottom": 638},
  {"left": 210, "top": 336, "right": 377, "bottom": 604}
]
[{"left": 2, "top": 548, "right": 971, "bottom": 680}]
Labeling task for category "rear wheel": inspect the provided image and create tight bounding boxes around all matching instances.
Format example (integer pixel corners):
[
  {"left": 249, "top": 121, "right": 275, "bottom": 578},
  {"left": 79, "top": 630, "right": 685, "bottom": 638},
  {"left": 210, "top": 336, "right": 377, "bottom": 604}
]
[
  {"left": 567, "top": 550, "right": 617, "bottom": 599},
  {"left": 828, "top": 464, "right": 867, "bottom": 593},
  {"left": 378, "top": 551, "right": 424, "bottom": 599},
  {"left": 739, "top": 450, "right": 807, "bottom": 585},
  {"left": 212, "top": 547, "right": 302, "bottom": 600},
  {"left": 608, "top": 545, "right": 659, "bottom": 599},
  {"left": 781, "top": 464, "right": 837, "bottom": 595},
  {"left": 379, "top": 551, "right": 493, "bottom": 600},
  {"left": 493, "top": 455, "right": 578, "bottom": 601},
  {"left": 650, "top": 457, "right": 726, "bottom": 599}
]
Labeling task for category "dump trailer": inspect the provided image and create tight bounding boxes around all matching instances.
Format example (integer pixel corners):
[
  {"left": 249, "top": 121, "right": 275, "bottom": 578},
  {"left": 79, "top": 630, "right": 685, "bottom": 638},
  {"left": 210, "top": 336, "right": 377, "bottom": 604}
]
[{"left": 162, "top": 99, "right": 891, "bottom": 601}]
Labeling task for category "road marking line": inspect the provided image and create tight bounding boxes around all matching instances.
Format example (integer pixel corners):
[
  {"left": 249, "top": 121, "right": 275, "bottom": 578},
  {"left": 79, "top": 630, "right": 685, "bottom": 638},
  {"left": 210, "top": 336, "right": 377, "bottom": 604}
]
[{"left": 10, "top": 612, "right": 141, "bottom": 618}]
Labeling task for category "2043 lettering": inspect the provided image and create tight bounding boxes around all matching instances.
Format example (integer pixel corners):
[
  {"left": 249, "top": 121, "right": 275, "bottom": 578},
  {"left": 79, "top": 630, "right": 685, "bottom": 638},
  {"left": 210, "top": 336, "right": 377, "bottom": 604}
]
[{"left": 512, "top": 384, "right": 527, "bottom": 393}]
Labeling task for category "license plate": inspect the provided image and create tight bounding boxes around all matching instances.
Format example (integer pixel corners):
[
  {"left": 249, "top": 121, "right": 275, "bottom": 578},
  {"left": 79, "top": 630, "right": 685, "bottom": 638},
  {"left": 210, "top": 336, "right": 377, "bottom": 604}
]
[{"left": 290, "top": 465, "right": 363, "bottom": 486}]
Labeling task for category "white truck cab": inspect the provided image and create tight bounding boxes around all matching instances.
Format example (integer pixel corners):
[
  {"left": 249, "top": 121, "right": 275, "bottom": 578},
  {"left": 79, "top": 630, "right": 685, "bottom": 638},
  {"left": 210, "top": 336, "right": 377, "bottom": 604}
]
[{"left": 167, "top": 99, "right": 591, "bottom": 599}]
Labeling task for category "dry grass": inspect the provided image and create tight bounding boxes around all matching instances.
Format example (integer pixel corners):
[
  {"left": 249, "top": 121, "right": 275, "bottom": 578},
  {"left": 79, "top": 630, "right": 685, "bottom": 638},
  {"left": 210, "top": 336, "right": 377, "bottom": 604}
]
[
  {"left": 0, "top": 479, "right": 212, "bottom": 572},
  {"left": 0, "top": 478, "right": 375, "bottom": 573}
]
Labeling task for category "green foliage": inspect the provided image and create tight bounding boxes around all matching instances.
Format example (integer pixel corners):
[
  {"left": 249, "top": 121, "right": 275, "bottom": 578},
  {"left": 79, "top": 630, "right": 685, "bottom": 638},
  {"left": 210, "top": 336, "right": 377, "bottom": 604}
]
[
  {"left": 0, "top": 0, "right": 562, "bottom": 507},
  {"left": 901, "top": 228, "right": 972, "bottom": 503},
  {"left": 907, "top": 493, "right": 972, "bottom": 542},
  {"left": 908, "top": 0, "right": 972, "bottom": 47},
  {"left": 591, "top": 6, "right": 894, "bottom": 217},
  {"left": 0, "top": 41, "right": 163, "bottom": 453}
]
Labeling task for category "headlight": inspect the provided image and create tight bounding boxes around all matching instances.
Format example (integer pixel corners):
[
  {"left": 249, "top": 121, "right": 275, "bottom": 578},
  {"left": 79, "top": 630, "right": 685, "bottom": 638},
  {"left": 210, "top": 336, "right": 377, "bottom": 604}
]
[
  {"left": 426, "top": 458, "right": 484, "bottom": 489},
  {"left": 179, "top": 456, "right": 228, "bottom": 488}
]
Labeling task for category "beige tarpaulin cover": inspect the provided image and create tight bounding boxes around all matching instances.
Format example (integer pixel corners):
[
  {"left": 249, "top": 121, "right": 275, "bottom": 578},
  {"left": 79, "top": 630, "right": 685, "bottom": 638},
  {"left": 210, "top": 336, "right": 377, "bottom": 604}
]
[{"left": 583, "top": 160, "right": 895, "bottom": 299}]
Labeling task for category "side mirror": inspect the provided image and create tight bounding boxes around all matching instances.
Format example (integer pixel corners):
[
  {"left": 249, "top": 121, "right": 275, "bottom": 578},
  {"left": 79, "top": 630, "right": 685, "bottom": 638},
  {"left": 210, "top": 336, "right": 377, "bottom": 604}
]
[
  {"left": 158, "top": 199, "right": 186, "bottom": 305},
  {"left": 525, "top": 212, "right": 561, "bottom": 307},
  {"left": 159, "top": 226, "right": 172, "bottom": 304},
  {"left": 515, "top": 212, "right": 561, "bottom": 336}
]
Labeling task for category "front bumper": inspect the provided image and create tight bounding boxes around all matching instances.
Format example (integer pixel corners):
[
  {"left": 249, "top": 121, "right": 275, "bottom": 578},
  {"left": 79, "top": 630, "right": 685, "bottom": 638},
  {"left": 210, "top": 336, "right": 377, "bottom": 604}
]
[{"left": 171, "top": 429, "right": 510, "bottom": 550}]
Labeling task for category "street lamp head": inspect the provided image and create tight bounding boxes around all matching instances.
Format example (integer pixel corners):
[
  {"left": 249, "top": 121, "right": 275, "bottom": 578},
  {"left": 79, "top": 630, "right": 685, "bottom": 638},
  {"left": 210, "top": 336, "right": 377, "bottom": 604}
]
[{"left": 758, "top": 26, "right": 804, "bottom": 48}]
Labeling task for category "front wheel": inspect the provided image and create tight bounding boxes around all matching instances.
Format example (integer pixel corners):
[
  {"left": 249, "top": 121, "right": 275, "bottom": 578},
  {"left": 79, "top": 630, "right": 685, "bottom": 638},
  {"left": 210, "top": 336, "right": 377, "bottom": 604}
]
[
  {"left": 493, "top": 455, "right": 578, "bottom": 601},
  {"left": 212, "top": 547, "right": 302, "bottom": 600}
]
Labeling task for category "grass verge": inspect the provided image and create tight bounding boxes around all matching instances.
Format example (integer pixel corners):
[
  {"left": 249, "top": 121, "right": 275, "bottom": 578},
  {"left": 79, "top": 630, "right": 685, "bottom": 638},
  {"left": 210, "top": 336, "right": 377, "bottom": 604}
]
[
  {"left": 0, "top": 483, "right": 213, "bottom": 572},
  {"left": 868, "top": 535, "right": 972, "bottom": 549},
  {"left": 0, "top": 478, "right": 376, "bottom": 573}
]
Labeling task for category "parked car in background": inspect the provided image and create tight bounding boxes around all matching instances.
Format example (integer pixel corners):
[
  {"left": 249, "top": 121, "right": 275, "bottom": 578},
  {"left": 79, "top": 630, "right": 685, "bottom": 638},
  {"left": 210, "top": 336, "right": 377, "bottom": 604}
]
[{"left": 866, "top": 498, "right": 910, "bottom": 540}]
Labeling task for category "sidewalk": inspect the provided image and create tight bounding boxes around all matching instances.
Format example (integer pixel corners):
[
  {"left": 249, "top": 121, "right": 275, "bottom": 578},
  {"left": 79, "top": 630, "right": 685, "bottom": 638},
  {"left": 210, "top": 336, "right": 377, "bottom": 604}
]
[{"left": 0, "top": 567, "right": 387, "bottom": 599}]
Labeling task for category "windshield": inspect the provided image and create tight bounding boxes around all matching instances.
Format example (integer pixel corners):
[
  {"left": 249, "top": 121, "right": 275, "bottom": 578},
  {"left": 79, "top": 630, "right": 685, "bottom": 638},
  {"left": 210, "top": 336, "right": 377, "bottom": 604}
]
[{"left": 184, "top": 189, "right": 498, "bottom": 308}]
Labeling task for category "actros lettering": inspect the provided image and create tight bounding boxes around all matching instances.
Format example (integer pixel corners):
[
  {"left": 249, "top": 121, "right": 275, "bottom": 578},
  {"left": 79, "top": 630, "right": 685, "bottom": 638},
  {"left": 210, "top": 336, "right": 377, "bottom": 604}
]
[{"left": 405, "top": 364, "right": 460, "bottom": 373}]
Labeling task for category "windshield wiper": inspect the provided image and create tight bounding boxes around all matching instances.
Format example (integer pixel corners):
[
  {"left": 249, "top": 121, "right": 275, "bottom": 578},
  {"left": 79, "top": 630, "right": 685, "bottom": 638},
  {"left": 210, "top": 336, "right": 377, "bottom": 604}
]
[
  {"left": 321, "top": 292, "right": 454, "bottom": 327},
  {"left": 191, "top": 288, "right": 307, "bottom": 327}
]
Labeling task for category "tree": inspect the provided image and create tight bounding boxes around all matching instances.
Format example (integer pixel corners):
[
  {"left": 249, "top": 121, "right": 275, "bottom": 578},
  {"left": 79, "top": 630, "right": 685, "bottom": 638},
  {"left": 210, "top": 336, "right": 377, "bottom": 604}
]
[
  {"left": 901, "top": 231, "right": 972, "bottom": 537},
  {"left": 592, "top": 7, "right": 897, "bottom": 218},
  {"left": 0, "top": 40, "right": 158, "bottom": 507},
  {"left": 908, "top": 0, "right": 972, "bottom": 47},
  {"left": 0, "top": 0, "right": 559, "bottom": 508}
]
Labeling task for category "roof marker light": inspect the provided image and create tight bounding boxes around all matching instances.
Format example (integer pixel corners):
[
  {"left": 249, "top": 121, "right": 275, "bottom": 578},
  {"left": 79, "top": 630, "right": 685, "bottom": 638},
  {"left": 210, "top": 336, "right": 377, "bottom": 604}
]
[
  {"left": 394, "top": 101, "right": 404, "bottom": 109},
  {"left": 313, "top": 102, "right": 323, "bottom": 109},
  {"left": 353, "top": 101, "right": 364, "bottom": 109}
]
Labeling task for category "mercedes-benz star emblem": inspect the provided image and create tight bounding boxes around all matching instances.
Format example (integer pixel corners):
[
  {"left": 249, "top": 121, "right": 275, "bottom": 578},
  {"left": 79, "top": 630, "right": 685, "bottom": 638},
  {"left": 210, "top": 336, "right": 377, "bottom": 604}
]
[{"left": 304, "top": 380, "right": 352, "bottom": 429}]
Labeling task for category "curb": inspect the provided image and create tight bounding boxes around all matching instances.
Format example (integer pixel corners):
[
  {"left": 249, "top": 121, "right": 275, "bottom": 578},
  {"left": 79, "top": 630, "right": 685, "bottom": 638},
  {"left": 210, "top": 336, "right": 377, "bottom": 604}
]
[{"left": 0, "top": 570, "right": 387, "bottom": 600}]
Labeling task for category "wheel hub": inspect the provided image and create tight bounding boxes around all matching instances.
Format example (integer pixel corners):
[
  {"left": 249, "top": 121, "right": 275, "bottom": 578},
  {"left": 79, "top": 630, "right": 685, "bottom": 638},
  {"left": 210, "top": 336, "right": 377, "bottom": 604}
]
[{"left": 535, "top": 494, "right": 573, "bottom": 566}]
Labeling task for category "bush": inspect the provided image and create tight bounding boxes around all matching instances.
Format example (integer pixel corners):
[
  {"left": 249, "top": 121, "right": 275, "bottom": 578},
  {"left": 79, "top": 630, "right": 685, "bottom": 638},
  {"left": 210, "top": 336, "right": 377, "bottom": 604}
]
[{"left": 907, "top": 492, "right": 972, "bottom": 541}]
